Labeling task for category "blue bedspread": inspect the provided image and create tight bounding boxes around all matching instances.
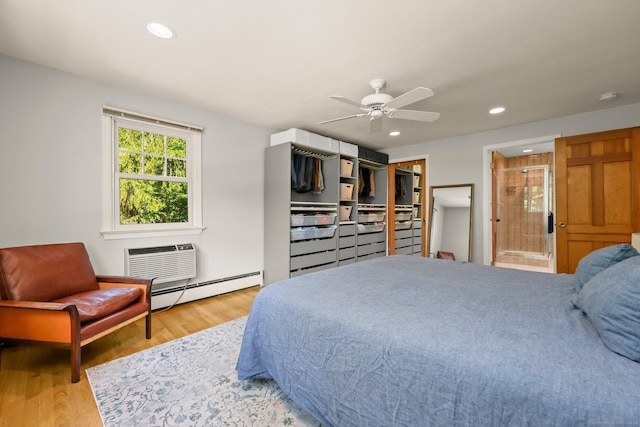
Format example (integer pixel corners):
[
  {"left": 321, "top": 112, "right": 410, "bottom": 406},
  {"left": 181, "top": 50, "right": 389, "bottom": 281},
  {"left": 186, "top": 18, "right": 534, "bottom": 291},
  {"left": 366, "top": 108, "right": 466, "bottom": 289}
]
[{"left": 236, "top": 256, "right": 640, "bottom": 426}]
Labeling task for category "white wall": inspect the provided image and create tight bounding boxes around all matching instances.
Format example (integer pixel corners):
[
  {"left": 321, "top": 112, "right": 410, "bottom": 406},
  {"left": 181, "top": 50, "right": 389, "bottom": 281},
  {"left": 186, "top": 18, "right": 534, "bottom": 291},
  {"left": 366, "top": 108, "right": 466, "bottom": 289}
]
[
  {"left": 384, "top": 102, "right": 640, "bottom": 263},
  {"left": 0, "top": 55, "right": 274, "bottom": 287}
]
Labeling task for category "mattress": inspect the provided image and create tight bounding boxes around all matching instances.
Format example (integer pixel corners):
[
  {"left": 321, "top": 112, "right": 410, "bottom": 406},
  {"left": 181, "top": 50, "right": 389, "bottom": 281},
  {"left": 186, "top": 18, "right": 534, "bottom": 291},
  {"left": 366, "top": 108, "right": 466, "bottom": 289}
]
[{"left": 237, "top": 256, "right": 640, "bottom": 426}]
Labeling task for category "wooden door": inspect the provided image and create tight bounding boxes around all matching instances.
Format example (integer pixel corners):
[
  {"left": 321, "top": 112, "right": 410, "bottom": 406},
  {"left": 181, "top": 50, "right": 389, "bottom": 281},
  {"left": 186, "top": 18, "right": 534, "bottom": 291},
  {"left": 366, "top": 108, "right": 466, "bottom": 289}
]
[
  {"left": 490, "top": 150, "right": 506, "bottom": 265},
  {"left": 555, "top": 127, "right": 640, "bottom": 273}
]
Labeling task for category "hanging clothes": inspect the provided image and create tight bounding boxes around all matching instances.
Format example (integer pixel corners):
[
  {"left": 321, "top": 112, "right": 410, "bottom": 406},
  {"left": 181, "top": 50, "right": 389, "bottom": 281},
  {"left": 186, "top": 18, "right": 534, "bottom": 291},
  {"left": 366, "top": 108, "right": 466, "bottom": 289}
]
[
  {"left": 395, "top": 174, "right": 407, "bottom": 200},
  {"left": 291, "top": 153, "right": 325, "bottom": 194}
]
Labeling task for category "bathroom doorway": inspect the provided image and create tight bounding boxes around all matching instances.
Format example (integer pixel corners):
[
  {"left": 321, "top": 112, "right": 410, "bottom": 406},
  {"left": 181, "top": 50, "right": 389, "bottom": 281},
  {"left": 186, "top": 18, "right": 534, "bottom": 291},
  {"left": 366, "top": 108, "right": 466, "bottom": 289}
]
[{"left": 492, "top": 150, "right": 555, "bottom": 273}]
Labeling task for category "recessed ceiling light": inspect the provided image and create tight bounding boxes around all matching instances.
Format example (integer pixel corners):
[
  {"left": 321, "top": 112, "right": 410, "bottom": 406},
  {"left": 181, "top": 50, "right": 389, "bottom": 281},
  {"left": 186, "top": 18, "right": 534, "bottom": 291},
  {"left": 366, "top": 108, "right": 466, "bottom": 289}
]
[
  {"left": 523, "top": 149, "right": 533, "bottom": 153},
  {"left": 489, "top": 106, "right": 505, "bottom": 115},
  {"left": 147, "top": 22, "right": 176, "bottom": 39},
  {"left": 389, "top": 131, "right": 401, "bottom": 137}
]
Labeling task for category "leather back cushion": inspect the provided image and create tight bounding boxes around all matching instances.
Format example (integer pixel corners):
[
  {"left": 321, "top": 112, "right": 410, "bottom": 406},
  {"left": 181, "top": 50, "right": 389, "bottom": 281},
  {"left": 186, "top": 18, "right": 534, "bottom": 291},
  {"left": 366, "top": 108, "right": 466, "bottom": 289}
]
[{"left": 0, "top": 242, "right": 98, "bottom": 301}]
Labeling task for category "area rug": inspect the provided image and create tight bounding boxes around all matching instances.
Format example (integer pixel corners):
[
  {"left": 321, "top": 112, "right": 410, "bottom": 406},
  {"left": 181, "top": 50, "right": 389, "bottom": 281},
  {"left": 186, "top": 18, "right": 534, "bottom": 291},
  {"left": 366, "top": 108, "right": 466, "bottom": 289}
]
[{"left": 86, "top": 316, "right": 323, "bottom": 426}]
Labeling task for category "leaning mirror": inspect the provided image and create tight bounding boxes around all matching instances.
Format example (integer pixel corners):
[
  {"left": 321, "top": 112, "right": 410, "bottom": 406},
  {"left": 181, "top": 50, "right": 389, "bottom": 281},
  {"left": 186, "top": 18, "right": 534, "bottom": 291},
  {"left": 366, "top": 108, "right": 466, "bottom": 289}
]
[{"left": 427, "top": 184, "right": 473, "bottom": 262}]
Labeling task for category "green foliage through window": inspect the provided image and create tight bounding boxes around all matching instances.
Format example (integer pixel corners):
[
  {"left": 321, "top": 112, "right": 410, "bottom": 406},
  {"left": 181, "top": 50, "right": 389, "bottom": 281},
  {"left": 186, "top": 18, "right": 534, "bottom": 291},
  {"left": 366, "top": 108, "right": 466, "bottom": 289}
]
[{"left": 117, "top": 127, "right": 188, "bottom": 225}]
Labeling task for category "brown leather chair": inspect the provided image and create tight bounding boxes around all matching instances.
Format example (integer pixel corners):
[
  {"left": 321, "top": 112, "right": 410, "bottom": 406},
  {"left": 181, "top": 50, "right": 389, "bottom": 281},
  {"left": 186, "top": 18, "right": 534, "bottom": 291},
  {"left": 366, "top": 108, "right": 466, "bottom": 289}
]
[
  {"left": 0, "top": 242, "right": 153, "bottom": 383},
  {"left": 436, "top": 251, "right": 456, "bottom": 261}
]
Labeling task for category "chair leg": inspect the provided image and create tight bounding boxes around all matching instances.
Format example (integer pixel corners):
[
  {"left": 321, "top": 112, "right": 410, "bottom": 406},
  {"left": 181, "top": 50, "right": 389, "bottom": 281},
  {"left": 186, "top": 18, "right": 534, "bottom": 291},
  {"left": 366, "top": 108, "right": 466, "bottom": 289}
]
[
  {"left": 145, "top": 312, "right": 152, "bottom": 339},
  {"left": 71, "top": 341, "right": 81, "bottom": 383}
]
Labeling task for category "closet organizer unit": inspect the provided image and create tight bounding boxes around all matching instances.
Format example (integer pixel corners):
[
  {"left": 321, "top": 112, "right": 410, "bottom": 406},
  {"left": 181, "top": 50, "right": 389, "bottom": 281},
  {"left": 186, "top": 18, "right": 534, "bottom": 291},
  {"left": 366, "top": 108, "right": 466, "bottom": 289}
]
[
  {"left": 265, "top": 129, "right": 389, "bottom": 285},
  {"left": 390, "top": 165, "right": 424, "bottom": 256},
  {"left": 265, "top": 129, "right": 340, "bottom": 285},
  {"left": 357, "top": 147, "right": 389, "bottom": 261},
  {"left": 338, "top": 141, "right": 359, "bottom": 266}
]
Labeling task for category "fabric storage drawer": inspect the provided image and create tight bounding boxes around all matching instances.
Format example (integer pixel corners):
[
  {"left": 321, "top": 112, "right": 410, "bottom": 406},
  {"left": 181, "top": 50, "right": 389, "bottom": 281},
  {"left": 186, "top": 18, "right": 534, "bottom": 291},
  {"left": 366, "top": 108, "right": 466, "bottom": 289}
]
[
  {"left": 340, "top": 224, "right": 356, "bottom": 236},
  {"left": 340, "top": 183, "right": 354, "bottom": 200},
  {"left": 290, "top": 261, "right": 337, "bottom": 277},
  {"left": 413, "top": 244, "right": 422, "bottom": 254},
  {"left": 291, "top": 225, "right": 337, "bottom": 241},
  {"left": 290, "top": 213, "right": 337, "bottom": 227},
  {"left": 339, "top": 236, "right": 356, "bottom": 248},
  {"left": 340, "top": 159, "right": 354, "bottom": 177},
  {"left": 339, "top": 205, "right": 352, "bottom": 222},
  {"left": 339, "top": 247, "right": 356, "bottom": 260},
  {"left": 290, "top": 250, "right": 337, "bottom": 270},
  {"left": 358, "top": 231, "right": 386, "bottom": 245},
  {"left": 413, "top": 228, "right": 422, "bottom": 237},
  {"left": 413, "top": 236, "right": 423, "bottom": 246},
  {"left": 291, "top": 236, "right": 337, "bottom": 256},
  {"left": 357, "top": 242, "right": 386, "bottom": 256},
  {"left": 413, "top": 220, "right": 422, "bottom": 229}
]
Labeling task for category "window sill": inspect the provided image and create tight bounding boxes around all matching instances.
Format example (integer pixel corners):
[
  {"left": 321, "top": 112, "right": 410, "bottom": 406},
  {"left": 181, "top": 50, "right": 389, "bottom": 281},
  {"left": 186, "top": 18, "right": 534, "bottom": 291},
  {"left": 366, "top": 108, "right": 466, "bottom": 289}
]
[{"left": 100, "top": 226, "right": 205, "bottom": 240}]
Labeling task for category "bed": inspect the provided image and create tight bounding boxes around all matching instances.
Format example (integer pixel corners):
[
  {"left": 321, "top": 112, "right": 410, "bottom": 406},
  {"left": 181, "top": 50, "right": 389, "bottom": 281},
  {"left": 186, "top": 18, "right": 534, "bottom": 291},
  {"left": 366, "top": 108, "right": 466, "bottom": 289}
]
[{"left": 236, "top": 252, "right": 640, "bottom": 426}]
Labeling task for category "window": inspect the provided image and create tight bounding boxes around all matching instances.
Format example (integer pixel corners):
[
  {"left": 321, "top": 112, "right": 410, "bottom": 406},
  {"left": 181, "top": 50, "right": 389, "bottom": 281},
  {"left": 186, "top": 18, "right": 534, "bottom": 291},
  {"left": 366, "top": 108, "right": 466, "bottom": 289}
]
[{"left": 101, "top": 108, "right": 203, "bottom": 239}]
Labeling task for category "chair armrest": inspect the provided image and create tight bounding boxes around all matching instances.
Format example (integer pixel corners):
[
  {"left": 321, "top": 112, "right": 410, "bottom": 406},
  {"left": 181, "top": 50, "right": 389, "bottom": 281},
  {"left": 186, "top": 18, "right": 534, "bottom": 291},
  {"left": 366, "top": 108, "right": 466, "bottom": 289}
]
[
  {"left": 0, "top": 300, "right": 79, "bottom": 343},
  {"left": 96, "top": 275, "right": 155, "bottom": 285},
  {"left": 0, "top": 300, "right": 76, "bottom": 311},
  {"left": 96, "top": 275, "right": 154, "bottom": 305}
]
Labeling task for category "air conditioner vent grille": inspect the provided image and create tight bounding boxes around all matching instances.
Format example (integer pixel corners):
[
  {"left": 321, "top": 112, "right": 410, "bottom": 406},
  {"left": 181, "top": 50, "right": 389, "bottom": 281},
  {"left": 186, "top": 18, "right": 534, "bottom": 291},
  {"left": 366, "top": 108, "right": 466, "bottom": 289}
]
[{"left": 125, "top": 244, "right": 196, "bottom": 284}]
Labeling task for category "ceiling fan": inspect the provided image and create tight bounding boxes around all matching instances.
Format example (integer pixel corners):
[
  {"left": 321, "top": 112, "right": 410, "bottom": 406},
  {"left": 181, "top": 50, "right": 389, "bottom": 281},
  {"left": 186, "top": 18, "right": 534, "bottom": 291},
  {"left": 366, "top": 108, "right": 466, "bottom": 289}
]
[{"left": 318, "top": 78, "right": 440, "bottom": 132}]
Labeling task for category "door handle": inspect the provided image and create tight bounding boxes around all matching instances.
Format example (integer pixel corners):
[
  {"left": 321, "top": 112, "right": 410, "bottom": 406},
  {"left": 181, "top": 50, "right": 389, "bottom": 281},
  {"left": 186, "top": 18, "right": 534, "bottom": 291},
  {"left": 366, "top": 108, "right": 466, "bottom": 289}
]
[{"left": 559, "top": 222, "right": 566, "bottom": 228}]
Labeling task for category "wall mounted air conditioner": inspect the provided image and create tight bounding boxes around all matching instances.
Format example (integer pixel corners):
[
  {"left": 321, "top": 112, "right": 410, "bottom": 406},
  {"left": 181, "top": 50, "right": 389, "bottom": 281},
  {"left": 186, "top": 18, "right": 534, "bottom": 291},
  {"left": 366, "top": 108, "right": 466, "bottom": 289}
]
[{"left": 125, "top": 243, "right": 196, "bottom": 284}]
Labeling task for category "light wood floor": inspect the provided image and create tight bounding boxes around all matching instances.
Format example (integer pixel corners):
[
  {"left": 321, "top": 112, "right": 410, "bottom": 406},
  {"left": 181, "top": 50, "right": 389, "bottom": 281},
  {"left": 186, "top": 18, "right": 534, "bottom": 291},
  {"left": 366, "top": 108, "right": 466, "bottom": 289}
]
[{"left": 0, "top": 286, "right": 261, "bottom": 427}]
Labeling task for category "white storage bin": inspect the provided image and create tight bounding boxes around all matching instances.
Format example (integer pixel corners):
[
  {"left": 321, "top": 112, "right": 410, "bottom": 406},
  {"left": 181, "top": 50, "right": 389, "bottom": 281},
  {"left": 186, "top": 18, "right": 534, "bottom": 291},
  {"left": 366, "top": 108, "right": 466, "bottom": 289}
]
[
  {"left": 341, "top": 183, "right": 354, "bottom": 200},
  {"left": 339, "top": 205, "right": 353, "bottom": 222},
  {"left": 270, "top": 128, "right": 339, "bottom": 153},
  {"left": 290, "top": 213, "right": 337, "bottom": 227},
  {"left": 339, "top": 141, "right": 359, "bottom": 157},
  {"left": 357, "top": 223, "right": 386, "bottom": 234},
  {"left": 413, "top": 175, "right": 420, "bottom": 188},
  {"left": 290, "top": 225, "right": 337, "bottom": 241},
  {"left": 395, "top": 221, "right": 412, "bottom": 230},
  {"left": 413, "top": 192, "right": 421, "bottom": 204},
  {"left": 340, "top": 159, "right": 354, "bottom": 177},
  {"left": 396, "top": 212, "right": 412, "bottom": 221},
  {"left": 358, "top": 213, "right": 386, "bottom": 222}
]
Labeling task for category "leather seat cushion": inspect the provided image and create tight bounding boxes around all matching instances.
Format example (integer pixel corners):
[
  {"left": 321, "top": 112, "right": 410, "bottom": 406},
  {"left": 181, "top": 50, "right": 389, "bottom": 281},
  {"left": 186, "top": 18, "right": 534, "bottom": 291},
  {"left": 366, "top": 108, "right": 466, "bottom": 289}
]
[{"left": 54, "top": 287, "right": 142, "bottom": 323}]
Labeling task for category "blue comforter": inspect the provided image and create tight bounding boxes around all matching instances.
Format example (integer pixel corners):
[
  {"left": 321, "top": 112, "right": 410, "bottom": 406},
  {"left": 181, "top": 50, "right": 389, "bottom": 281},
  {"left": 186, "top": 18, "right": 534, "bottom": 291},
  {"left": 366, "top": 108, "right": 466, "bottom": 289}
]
[{"left": 236, "top": 256, "right": 640, "bottom": 426}]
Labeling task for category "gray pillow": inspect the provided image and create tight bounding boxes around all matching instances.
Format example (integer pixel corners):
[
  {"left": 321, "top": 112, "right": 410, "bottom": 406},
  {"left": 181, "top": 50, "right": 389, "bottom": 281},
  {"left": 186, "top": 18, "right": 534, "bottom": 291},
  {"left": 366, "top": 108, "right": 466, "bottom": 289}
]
[
  {"left": 575, "top": 256, "right": 640, "bottom": 362},
  {"left": 573, "top": 244, "right": 639, "bottom": 292}
]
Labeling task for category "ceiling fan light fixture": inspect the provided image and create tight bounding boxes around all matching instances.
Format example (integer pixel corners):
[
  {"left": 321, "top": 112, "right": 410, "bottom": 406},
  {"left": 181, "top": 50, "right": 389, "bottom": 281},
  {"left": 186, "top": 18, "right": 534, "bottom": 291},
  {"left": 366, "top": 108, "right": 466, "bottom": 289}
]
[
  {"left": 489, "top": 106, "right": 506, "bottom": 115},
  {"left": 147, "top": 22, "right": 176, "bottom": 39}
]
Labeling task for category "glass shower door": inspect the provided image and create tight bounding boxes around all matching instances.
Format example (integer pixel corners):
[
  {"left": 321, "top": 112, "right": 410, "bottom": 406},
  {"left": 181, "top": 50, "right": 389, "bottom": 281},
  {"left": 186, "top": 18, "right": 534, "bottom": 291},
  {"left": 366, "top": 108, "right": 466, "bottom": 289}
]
[{"left": 496, "top": 165, "right": 549, "bottom": 259}]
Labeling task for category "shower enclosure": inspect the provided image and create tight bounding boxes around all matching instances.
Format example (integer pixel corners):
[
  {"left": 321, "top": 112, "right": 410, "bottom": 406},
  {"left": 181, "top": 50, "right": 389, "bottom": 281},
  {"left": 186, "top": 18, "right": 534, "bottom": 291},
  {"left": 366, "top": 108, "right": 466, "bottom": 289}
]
[{"left": 495, "top": 165, "right": 551, "bottom": 265}]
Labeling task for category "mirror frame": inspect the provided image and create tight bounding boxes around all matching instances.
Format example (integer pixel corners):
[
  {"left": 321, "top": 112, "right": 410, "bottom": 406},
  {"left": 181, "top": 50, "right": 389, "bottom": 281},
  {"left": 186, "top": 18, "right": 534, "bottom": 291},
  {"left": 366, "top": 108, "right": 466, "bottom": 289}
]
[{"left": 427, "top": 183, "right": 473, "bottom": 262}]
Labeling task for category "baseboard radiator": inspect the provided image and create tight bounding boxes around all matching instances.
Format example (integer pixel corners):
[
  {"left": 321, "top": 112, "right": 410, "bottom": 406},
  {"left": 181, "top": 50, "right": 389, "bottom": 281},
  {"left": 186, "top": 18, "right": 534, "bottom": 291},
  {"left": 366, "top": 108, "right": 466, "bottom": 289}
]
[{"left": 150, "top": 271, "right": 263, "bottom": 310}]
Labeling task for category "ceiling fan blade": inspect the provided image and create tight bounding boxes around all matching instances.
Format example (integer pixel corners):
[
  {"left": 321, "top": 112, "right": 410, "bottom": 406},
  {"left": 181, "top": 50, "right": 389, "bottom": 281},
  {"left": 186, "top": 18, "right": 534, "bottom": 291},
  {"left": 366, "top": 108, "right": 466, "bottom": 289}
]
[
  {"left": 369, "top": 117, "right": 383, "bottom": 133},
  {"left": 329, "top": 95, "right": 368, "bottom": 109},
  {"left": 384, "top": 87, "right": 434, "bottom": 110},
  {"left": 389, "top": 109, "right": 440, "bottom": 122},
  {"left": 318, "top": 113, "right": 368, "bottom": 125}
]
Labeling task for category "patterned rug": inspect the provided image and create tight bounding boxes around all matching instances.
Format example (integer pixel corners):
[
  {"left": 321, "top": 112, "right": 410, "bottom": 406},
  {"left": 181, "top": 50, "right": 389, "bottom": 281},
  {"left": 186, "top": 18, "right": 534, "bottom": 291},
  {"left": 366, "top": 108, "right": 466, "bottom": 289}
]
[{"left": 86, "top": 317, "right": 323, "bottom": 426}]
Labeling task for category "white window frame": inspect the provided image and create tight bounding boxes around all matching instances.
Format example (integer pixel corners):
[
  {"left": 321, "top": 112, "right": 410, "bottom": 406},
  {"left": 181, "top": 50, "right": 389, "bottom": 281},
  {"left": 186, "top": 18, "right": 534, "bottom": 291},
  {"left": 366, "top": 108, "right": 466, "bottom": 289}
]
[{"left": 101, "top": 110, "right": 203, "bottom": 240}]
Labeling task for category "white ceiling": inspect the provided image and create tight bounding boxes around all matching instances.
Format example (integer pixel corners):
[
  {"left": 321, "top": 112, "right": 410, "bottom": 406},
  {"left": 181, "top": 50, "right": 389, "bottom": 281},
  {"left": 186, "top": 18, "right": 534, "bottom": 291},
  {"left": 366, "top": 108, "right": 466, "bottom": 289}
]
[{"left": 1, "top": 0, "right": 639, "bottom": 151}]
